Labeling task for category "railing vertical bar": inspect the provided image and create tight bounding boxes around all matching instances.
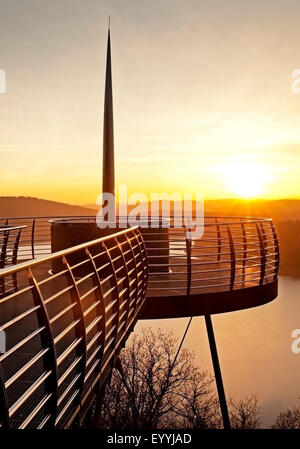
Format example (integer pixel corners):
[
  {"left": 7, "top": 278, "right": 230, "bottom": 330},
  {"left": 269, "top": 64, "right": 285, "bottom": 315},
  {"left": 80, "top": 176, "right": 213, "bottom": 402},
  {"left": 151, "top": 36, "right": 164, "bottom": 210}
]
[
  {"left": 0, "top": 229, "right": 9, "bottom": 298},
  {"left": 256, "top": 224, "right": 266, "bottom": 286},
  {"left": 227, "top": 226, "right": 235, "bottom": 291},
  {"left": 215, "top": 217, "right": 222, "bottom": 262},
  {"left": 125, "top": 233, "right": 140, "bottom": 311},
  {"left": 260, "top": 222, "right": 268, "bottom": 283},
  {"left": 0, "top": 229, "right": 9, "bottom": 269},
  {"left": 114, "top": 237, "right": 131, "bottom": 333},
  {"left": 185, "top": 225, "right": 192, "bottom": 297},
  {"left": 85, "top": 247, "right": 106, "bottom": 364},
  {"left": 133, "top": 229, "right": 149, "bottom": 299},
  {"left": 12, "top": 229, "right": 22, "bottom": 292},
  {"left": 61, "top": 255, "right": 88, "bottom": 416},
  {"left": 241, "top": 221, "right": 247, "bottom": 286},
  {"left": 101, "top": 241, "right": 120, "bottom": 362},
  {"left": 271, "top": 222, "right": 280, "bottom": 281},
  {"left": 27, "top": 267, "right": 58, "bottom": 428},
  {"left": 31, "top": 218, "right": 36, "bottom": 259}
]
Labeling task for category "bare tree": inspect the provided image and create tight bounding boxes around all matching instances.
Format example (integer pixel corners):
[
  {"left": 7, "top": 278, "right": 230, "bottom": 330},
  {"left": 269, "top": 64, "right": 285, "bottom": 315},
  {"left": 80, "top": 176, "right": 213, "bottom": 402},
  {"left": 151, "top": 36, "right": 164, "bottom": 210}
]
[
  {"left": 94, "top": 328, "right": 219, "bottom": 429},
  {"left": 170, "top": 368, "right": 221, "bottom": 429},
  {"left": 91, "top": 328, "right": 263, "bottom": 430},
  {"left": 229, "top": 395, "right": 262, "bottom": 429},
  {"left": 272, "top": 404, "right": 300, "bottom": 429}
]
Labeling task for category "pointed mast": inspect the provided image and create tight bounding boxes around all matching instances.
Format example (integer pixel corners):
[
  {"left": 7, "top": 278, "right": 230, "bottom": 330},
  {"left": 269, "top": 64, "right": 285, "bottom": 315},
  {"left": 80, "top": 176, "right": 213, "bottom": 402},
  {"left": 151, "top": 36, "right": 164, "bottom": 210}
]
[{"left": 102, "top": 17, "right": 115, "bottom": 198}]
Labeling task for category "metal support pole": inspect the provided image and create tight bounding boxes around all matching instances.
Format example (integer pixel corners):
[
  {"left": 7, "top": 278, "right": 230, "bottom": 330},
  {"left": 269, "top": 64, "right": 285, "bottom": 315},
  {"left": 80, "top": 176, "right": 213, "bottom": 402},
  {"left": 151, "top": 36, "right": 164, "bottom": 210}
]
[{"left": 204, "top": 314, "right": 230, "bottom": 429}]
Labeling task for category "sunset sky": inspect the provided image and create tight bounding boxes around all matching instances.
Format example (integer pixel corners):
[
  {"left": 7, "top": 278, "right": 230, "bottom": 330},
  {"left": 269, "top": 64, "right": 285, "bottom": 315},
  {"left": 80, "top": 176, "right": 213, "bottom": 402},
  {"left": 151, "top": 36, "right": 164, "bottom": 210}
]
[{"left": 0, "top": 0, "right": 300, "bottom": 204}]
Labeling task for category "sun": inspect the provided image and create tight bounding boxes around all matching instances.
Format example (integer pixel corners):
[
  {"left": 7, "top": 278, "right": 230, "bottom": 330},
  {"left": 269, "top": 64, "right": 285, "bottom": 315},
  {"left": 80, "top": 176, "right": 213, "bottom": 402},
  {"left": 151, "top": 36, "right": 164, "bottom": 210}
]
[{"left": 219, "top": 162, "right": 272, "bottom": 199}]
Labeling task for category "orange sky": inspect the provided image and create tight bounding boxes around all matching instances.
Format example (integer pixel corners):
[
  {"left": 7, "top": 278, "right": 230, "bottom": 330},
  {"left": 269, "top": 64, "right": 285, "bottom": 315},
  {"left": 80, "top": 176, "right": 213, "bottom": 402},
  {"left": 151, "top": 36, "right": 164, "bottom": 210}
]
[{"left": 0, "top": 0, "right": 300, "bottom": 204}]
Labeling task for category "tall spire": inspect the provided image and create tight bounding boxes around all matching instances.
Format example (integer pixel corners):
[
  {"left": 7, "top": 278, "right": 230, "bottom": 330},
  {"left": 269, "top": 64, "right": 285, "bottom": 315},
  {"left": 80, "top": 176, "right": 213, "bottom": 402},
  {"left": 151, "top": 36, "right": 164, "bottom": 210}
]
[{"left": 102, "top": 19, "right": 115, "bottom": 197}]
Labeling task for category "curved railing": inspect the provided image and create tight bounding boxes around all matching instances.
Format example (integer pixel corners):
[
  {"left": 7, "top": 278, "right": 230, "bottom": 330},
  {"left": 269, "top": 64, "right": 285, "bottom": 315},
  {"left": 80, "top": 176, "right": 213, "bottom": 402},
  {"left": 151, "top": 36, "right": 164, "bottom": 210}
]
[
  {"left": 0, "top": 225, "right": 26, "bottom": 268},
  {"left": 144, "top": 216, "right": 279, "bottom": 297},
  {"left": 0, "top": 215, "right": 280, "bottom": 428},
  {"left": 0, "top": 216, "right": 96, "bottom": 261},
  {"left": 0, "top": 225, "right": 27, "bottom": 299},
  {"left": 0, "top": 227, "right": 148, "bottom": 429},
  {"left": 0, "top": 215, "right": 279, "bottom": 296}
]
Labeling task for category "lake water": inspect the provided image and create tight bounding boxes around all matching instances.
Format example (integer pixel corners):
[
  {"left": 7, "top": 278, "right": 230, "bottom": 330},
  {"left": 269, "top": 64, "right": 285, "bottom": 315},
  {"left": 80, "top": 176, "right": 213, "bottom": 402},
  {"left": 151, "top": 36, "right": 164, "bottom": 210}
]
[{"left": 135, "top": 276, "right": 300, "bottom": 427}]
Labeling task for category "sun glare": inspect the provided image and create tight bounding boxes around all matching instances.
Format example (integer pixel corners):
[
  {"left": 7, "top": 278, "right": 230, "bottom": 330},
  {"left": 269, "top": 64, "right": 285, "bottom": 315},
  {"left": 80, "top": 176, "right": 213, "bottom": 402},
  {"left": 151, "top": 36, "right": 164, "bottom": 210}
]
[{"left": 218, "top": 162, "right": 273, "bottom": 199}]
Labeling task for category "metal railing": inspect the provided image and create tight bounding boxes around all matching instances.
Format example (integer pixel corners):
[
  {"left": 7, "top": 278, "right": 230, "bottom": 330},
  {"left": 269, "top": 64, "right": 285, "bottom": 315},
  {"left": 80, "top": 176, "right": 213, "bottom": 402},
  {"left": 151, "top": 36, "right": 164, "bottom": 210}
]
[
  {"left": 143, "top": 216, "right": 279, "bottom": 296},
  {"left": 0, "top": 225, "right": 27, "bottom": 298},
  {"left": 0, "top": 225, "right": 26, "bottom": 268},
  {"left": 0, "top": 215, "right": 279, "bottom": 296},
  {"left": 0, "top": 216, "right": 95, "bottom": 261},
  {"left": 0, "top": 226, "right": 148, "bottom": 429}
]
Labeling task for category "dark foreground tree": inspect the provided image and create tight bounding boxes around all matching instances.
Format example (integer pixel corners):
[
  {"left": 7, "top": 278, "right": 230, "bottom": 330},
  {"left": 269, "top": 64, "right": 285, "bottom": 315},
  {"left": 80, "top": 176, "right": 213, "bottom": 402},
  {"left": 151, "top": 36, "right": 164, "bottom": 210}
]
[
  {"left": 91, "top": 328, "right": 262, "bottom": 429},
  {"left": 272, "top": 403, "right": 300, "bottom": 429},
  {"left": 229, "top": 395, "right": 262, "bottom": 429},
  {"left": 94, "top": 328, "right": 219, "bottom": 429}
]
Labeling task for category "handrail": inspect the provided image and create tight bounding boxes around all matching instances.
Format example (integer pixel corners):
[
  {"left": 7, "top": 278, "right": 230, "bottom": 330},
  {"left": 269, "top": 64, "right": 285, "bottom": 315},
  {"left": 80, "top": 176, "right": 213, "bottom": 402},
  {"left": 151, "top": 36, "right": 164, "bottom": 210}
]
[
  {"left": 0, "top": 226, "right": 148, "bottom": 429},
  {"left": 0, "top": 227, "right": 139, "bottom": 277},
  {"left": 1, "top": 215, "right": 272, "bottom": 221},
  {"left": 0, "top": 225, "right": 27, "bottom": 231},
  {"left": 0, "top": 214, "right": 279, "bottom": 297},
  {"left": 51, "top": 216, "right": 273, "bottom": 226},
  {"left": 0, "top": 225, "right": 27, "bottom": 298}
]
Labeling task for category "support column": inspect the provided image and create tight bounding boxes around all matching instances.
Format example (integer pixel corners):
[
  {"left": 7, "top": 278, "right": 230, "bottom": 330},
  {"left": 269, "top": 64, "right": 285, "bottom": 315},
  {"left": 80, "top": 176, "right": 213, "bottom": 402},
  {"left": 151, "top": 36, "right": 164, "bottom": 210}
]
[{"left": 205, "top": 314, "right": 231, "bottom": 429}]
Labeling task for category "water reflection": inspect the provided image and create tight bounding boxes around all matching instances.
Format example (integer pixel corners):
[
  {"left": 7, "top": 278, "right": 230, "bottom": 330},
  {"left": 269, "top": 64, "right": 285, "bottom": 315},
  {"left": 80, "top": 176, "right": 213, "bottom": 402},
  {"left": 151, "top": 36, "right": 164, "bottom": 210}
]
[{"left": 136, "top": 276, "right": 300, "bottom": 427}]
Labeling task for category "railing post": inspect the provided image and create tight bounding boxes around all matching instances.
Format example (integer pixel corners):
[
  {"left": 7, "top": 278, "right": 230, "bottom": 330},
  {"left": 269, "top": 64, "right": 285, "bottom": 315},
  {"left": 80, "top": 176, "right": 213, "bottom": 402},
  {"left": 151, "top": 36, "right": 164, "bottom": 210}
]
[
  {"left": 114, "top": 237, "right": 131, "bottom": 334},
  {"left": 12, "top": 229, "right": 22, "bottom": 292},
  {"left": 271, "top": 222, "right": 280, "bottom": 280},
  {"left": 185, "top": 225, "right": 192, "bottom": 297},
  {"left": 31, "top": 218, "right": 36, "bottom": 259},
  {"left": 215, "top": 218, "right": 222, "bottom": 262},
  {"left": 256, "top": 223, "right": 266, "bottom": 286},
  {"left": 125, "top": 233, "right": 140, "bottom": 312},
  {"left": 27, "top": 268, "right": 58, "bottom": 428},
  {"left": 227, "top": 226, "right": 235, "bottom": 291},
  {"left": 62, "top": 255, "right": 88, "bottom": 408},
  {"left": 0, "top": 229, "right": 9, "bottom": 298},
  {"left": 241, "top": 221, "right": 247, "bottom": 286},
  {"left": 85, "top": 247, "right": 106, "bottom": 366},
  {"left": 0, "top": 229, "right": 9, "bottom": 269},
  {"left": 101, "top": 241, "right": 121, "bottom": 361},
  {"left": 12, "top": 229, "right": 22, "bottom": 266},
  {"left": 133, "top": 229, "right": 149, "bottom": 300}
]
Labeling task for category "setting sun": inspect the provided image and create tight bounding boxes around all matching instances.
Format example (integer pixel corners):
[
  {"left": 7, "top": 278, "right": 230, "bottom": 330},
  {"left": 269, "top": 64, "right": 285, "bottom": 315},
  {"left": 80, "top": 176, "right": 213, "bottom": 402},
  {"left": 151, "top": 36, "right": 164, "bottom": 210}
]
[{"left": 218, "top": 162, "right": 273, "bottom": 198}]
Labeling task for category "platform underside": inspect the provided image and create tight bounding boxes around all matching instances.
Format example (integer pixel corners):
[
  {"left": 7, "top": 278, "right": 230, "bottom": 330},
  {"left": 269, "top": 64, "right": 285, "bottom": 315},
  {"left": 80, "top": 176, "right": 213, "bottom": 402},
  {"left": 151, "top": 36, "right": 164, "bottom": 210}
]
[
  {"left": 10, "top": 256, "right": 278, "bottom": 321},
  {"left": 142, "top": 250, "right": 278, "bottom": 318},
  {"left": 141, "top": 279, "right": 278, "bottom": 319}
]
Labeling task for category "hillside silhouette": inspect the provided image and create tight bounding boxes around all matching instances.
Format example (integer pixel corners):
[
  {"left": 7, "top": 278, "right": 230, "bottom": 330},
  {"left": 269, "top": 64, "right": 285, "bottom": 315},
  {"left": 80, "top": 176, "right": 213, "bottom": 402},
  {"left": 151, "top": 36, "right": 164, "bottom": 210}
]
[
  {"left": 0, "top": 197, "right": 96, "bottom": 217},
  {"left": 1, "top": 196, "right": 300, "bottom": 277},
  {"left": 85, "top": 198, "right": 300, "bottom": 221}
]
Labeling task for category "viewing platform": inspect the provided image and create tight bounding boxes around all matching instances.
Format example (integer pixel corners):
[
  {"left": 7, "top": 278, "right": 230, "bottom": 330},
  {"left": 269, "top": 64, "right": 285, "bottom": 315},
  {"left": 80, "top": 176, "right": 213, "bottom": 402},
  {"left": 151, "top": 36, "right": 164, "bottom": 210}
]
[
  {"left": 0, "top": 215, "right": 279, "bottom": 429},
  {"left": 1, "top": 215, "right": 279, "bottom": 316}
]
